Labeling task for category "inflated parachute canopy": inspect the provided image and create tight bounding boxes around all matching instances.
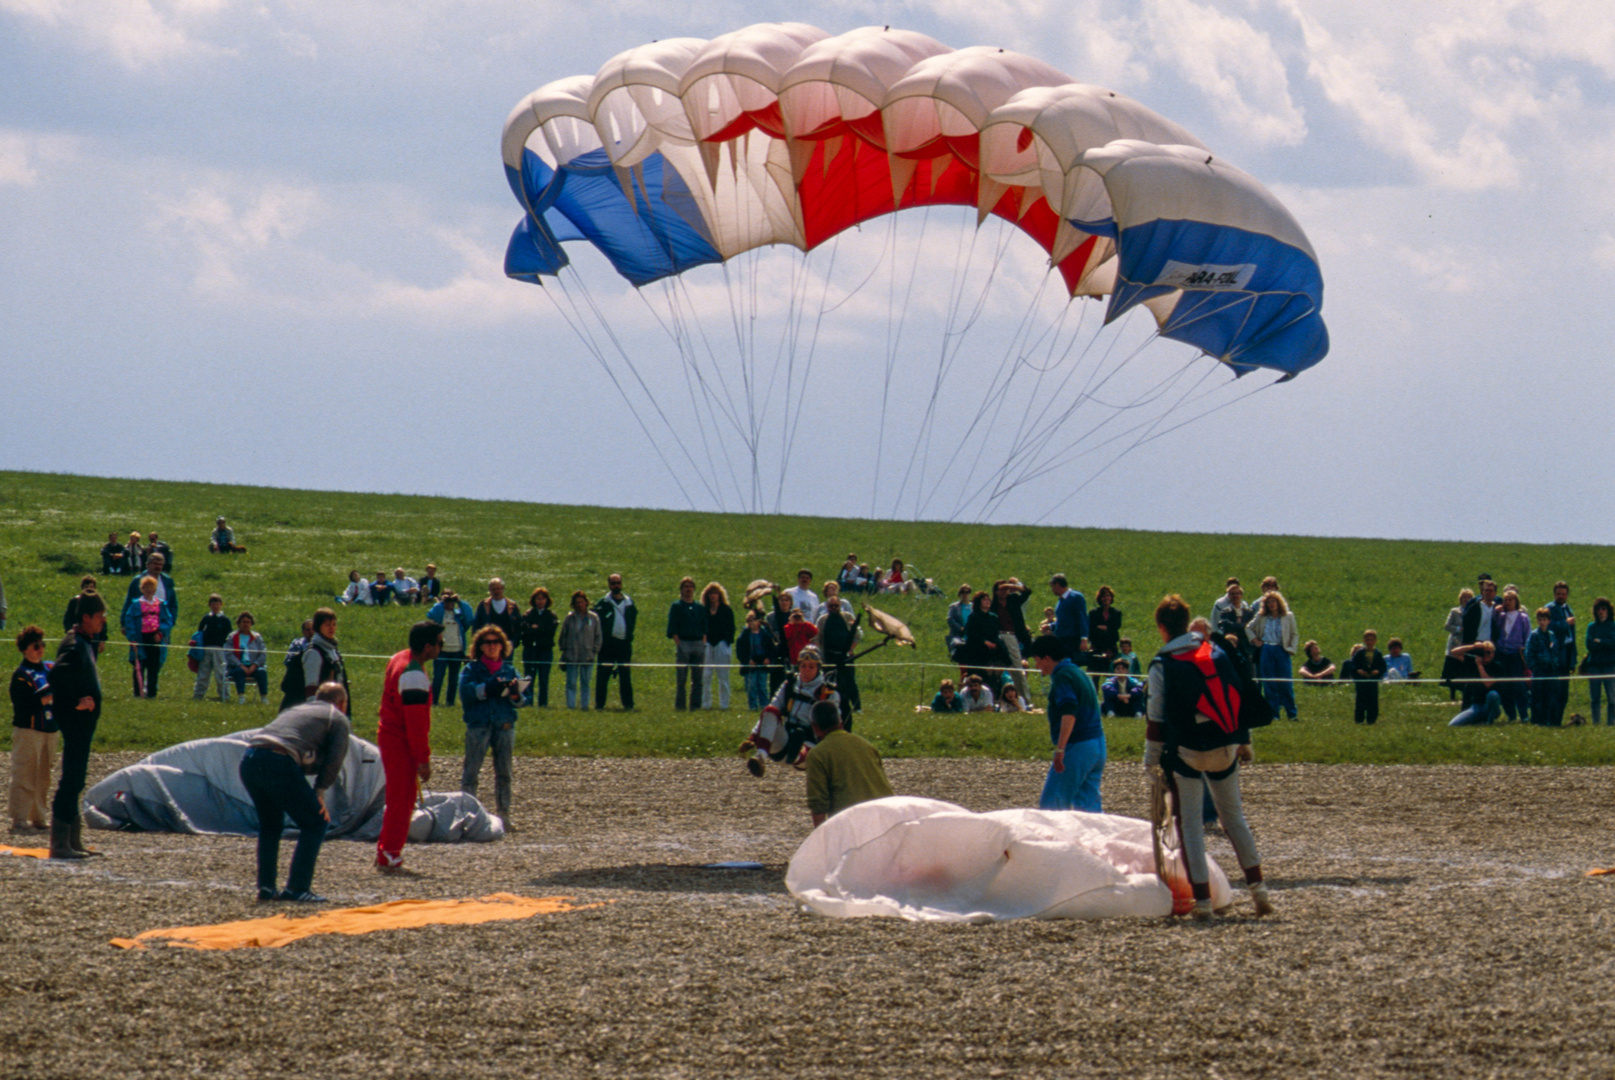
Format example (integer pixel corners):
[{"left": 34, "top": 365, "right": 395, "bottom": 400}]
[{"left": 503, "top": 23, "right": 1327, "bottom": 377}]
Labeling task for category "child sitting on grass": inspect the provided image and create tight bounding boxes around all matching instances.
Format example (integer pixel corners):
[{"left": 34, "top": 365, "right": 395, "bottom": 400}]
[{"left": 925, "top": 678, "right": 964, "bottom": 713}]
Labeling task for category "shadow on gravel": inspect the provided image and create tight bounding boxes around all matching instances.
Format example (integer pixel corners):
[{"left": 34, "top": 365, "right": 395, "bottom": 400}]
[
  {"left": 1277, "top": 875, "right": 1415, "bottom": 890},
  {"left": 532, "top": 863, "right": 789, "bottom": 895}
]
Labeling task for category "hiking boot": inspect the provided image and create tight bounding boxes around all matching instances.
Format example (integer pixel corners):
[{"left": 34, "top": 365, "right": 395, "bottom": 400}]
[
  {"left": 1250, "top": 883, "right": 1276, "bottom": 917},
  {"left": 276, "top": 889, "right": 327, "bottom": 903},
  {"left": 746, "top": 755, "right": 765, "bottom": 778},
  {"left": 1190, "top": 899, "right": 1215, "bottom": 923},
  {"left": 69, "top": 821, "right": 101, "bottom": 857},
  {"left": 48, "top": 820, "right": 87, "bottom": 860}
]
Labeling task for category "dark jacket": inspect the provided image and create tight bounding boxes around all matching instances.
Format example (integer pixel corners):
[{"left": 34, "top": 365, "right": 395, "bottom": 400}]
[
  {"left": 963, "top": 608, "right": 1002, "bottom": 667},
  {"left": 737, "top": 625, "right": 775, "bottom": 667},
  {"left": 705, "top": 603, "right": 736, "bottom": 647},
  {"left": 197, "top": 611, "right": 233, "bottom": 648},
  {"left": 473, "top": 598, "right": 523, "bottom": 643},
  {"left": 594, "top": 593, "right": 637, "bottom": 643},
  {"left": 666, "top": 599, "right": 707, "bottom": 641},
  {"left": 1586, "top": 618, "right": 1615, "bottom": 670},
  {"left": 519, "top": 606, "right": 559, "bottom": 653},
  {"left": 1346, "top": 648, "right": 1385, "bottom": 684},
  {"left": 48, "top": 629, "right": 102, "bottom": 723},
  {"left": 62, "top": 594, "right": 110, "bottom": 646},
  {"left": 1460, "top": 596, "right": 1497, "bottom": 646},
  {"left": 11, "top": 659, "right": 55, "bottom": 732}
]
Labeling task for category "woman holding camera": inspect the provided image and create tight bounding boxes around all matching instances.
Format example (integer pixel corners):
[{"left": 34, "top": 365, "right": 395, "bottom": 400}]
[{"left": 459, "top": 626, "right": 522, "bottom": 828}]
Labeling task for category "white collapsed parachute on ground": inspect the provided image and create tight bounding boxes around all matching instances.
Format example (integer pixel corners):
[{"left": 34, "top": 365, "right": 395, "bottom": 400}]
[
  {"left": 503, "top": 23, "right": 1328, "bottom": 520},
  {"left": 82, "top": 730, "right": 504, "bottom": 843},
  {"left": 785, "top": 797, "right": 1230, "bottom": 921}
]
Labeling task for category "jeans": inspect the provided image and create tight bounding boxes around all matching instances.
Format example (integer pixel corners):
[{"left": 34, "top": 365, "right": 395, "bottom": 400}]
[
  {"left": 564, "top": 663, "right": 592, "bottom": 709},
  {"left": 1038, "top": 735, "right": 1105, "bottom": 812},
  {"left": 51, "top": 710, "right": 98, "bottom": 824},
  {"left": 673, "top": 639, "right": 705, "bottom": 709},
  {"left": 522, "top": 650, "right": 553, "bottom": 706},
  {"left": 743, "top": 668, "right": 769, "bottom": 710},
  {"left": 1590, "top": 668, "right": 1615, "bottom": 724},
  {"left": 229, "top": 667, "right": 270, "bottom": 700},
  {"left": 1450, "top": 690, "right": 1502, "bottom": 726},
  {"left": 702, "top": 642, "right": 732, "bottom": 709},
  {"left": 194, "top": 647, "right": 229, "bottom": 700},
  {"left": 239, "top": 746, "right": 328, "bottom": 894},
  {"left": 432, "top": 652, "right": 466, "bottom": 706},
  {"left": 595, "top": 639, "right": 634, "bottom": 709},
  {"left": 461, "top": 722, "right": 514, "bottom": 816},
  {"left": 1258, "top": 644, "right": 1297, "bottom": 719}
]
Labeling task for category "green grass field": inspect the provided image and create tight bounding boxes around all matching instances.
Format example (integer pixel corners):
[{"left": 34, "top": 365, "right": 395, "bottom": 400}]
[{"left": 2, "top": 469, "right": 1611, "bottom": 765}]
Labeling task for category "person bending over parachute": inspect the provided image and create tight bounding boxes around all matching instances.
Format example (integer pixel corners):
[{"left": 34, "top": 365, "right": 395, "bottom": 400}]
[{"left": 500, "top": 24, "right": 1329, "bottom": 520}]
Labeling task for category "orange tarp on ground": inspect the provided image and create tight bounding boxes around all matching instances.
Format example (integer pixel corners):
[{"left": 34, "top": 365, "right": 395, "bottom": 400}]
[
  {"left": 1587, "top": 867, "right": 1615, "bottom": 877},
  {"left": 0, "top": 845, "right": 50, "bottom": 859},
  {"left": 111, "top": 893, "right": 604, "bottom": 950}
]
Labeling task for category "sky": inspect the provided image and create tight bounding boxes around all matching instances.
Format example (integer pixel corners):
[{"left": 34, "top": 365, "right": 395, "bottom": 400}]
[{"left": 3, "top": 0, "right": 1613, "bottom": 543}]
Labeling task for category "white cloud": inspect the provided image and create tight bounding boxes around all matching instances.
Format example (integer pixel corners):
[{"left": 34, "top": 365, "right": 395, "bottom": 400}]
[
  {"left": 1143, "top": 0, "right": 1306, "bottom": 145},
  {"left": 0, "top": 129, "right": 79, "bottom": 185},
  {"left": 0, "top": 0, "right": 226, "bottom": 69}
]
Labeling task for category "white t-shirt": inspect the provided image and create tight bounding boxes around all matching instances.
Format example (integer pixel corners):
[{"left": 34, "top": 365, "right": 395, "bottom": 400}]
[{"left": 787, "top": 586, "right": 820, "bottom": 623}]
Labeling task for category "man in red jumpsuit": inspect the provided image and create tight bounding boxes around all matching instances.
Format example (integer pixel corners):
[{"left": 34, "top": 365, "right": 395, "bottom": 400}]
[{"left": 376, "top": 622, "right": 443, "bottom": 873}]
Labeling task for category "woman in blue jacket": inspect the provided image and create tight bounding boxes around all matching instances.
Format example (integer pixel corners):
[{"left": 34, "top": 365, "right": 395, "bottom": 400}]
[
  {"left": 459, "top": 626, "right": 522, "bottom": 827},
  {"left": 1585, "top": 597, "right": 1615, "bottom": 725}
]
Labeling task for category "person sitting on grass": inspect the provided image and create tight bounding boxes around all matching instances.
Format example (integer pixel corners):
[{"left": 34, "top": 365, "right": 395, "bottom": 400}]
[
  {"left": 959, "top": 673, "right": 995, "bottom": 713},
  {"left": 417, "top": 564, "right": 443, "bottom": 605},
  {"left": 804, "top": 700, "right": 893, "bottom": 827},
  {"left": 390, "top": 568, "right": 419, "bottom": 606},
  {"left": 1102, "top": 658, "right": 1145, "bottom": 717},
  {"left": 225, "top": 611, "right": 269, "bottom": 703},
  {"left": 368, "top": 571, "right": 394, "bottom": 607},
  {"left": 998, "top": 682, "right": 1031, "bottom": 713},
  {"left": 100, "top": 532, "right": 129, "bottom": 575},
  {"left": 1299, "top": 640, "right": 1336, "bottom": 683},
  {"left": 1383, "top": 638, "right": 1414, "bottom": 680},
  {"left": 209, "top": 517, "right": 247, "bottom": 554},
  {"left": 928, "top": 677, "right": 964, "bottom": 713},
  {"left": 338, "top": 570, "right": 371, "bottom": 606},
  {"left": 741, "top": 646, "right": 838, "bottom": 777}
]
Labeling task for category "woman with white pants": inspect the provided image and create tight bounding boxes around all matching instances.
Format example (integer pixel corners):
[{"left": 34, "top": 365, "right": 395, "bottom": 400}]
[{"left": 701, "top": 582, "right": 735, "bottom": 710}]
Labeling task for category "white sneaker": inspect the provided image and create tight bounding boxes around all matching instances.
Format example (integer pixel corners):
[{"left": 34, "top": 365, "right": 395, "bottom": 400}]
[{"left": 1250, "top": 883, "right": 1275, "bottom": 917}]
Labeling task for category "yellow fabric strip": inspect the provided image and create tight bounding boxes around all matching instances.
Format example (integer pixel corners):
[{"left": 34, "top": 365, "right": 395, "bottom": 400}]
[
  {"left": 111, "top": 893, "right": 604, "bottom": 950},
  {"left": 1586, "top": 867, "right": 1615, "bottom": 877},
  {"left": 0, "top": 845, "right": 50, "bottom": 859}
]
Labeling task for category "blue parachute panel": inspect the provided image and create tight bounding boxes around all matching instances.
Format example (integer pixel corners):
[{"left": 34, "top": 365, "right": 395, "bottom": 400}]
[
  {"left": 1104, "top": 218, "right": 1327, "bottom": 376},
  {"left": 504, "top": 148, "right": 723, "bottom": 287}
]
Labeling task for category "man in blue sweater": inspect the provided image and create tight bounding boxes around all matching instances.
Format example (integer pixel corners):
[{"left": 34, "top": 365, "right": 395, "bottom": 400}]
[{"left": 1027, "top": 635, "right": 1104, "bottom": 812}]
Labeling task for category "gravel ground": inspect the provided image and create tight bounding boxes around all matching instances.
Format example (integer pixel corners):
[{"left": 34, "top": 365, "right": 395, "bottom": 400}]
[{"left": 2, "top": 753, "right": 1613, "bottom": 1079}]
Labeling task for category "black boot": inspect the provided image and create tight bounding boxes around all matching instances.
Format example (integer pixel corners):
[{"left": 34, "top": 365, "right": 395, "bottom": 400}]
[
  {"left": 69, "top": 821, "right": 100, "bottom": 857},
  {"left": 49, "top": 820, "right": 87, "bottom": 860}
]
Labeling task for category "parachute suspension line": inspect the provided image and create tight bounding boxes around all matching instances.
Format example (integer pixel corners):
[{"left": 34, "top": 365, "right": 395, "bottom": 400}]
[
  {"left": 927, "top": 263, "right": 1068, "bottom": 520},
  {"left": 562, "top": 272, "right": 730, "bottom": 510},
  {"left": 769, "top": 240, "right": 817, "bottom": 512},
  {"left": 872, "top": 208, "right": 927, "bottom": 517},
  {"left": 774, "top": 230, "right": 843, "bottom": 514},
  {"left": 974, "top": 357, "right": 1206, "bottom": 522},
  {"left": 908, "top": 215, "right": 1021, "bottom": 520},
  {"left": 960, "top": 337, "right": 1186, "bottom": 519},
  {"left": 893, "top": 208, "right": 998, "bottom": 519},
  {"left": 638, "top": 284, "right": 748, "bottom": 512},
  {"left": 540, "top": 275, "right": 699, "bottom": 512},
  {"left": 1032, "top": 365, "right": 1273, "bottom": 525}
]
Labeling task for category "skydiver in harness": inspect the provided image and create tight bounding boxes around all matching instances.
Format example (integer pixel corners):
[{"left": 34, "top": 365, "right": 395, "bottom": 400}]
[
  {"left": 1144, "top": 594, "right": 1275, "bottom": 921},
  {"left": 740, "top": 646, "right": 839, "bottom": 777}
]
